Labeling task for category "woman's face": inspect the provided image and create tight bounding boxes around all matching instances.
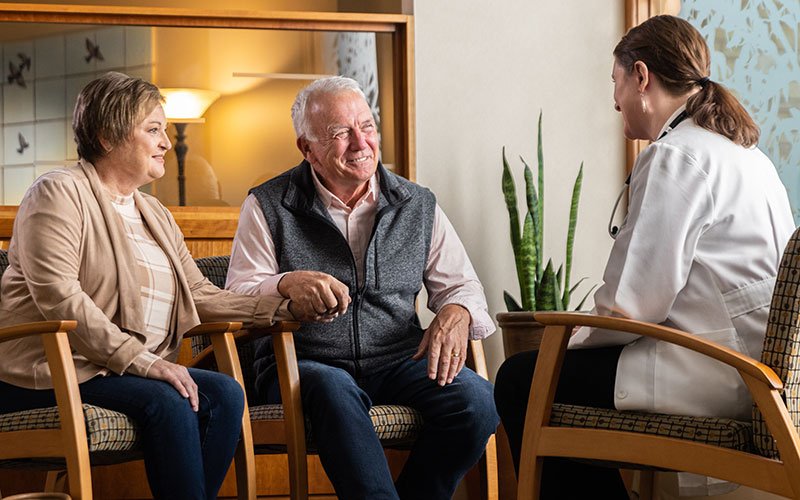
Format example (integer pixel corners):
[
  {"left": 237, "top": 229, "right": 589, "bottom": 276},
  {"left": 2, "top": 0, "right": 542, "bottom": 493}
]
[
  {"left": 612, "top": 60, "right": 648, "bottom": 140},
  {"left": 104, "top": 104, "right": 171, "bottom": 189}
]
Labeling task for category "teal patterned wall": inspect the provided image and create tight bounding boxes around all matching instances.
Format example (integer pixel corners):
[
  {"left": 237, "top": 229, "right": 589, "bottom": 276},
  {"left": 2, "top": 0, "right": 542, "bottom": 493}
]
[{"left": 680, "top": 1, "right": 800, "bottom": 222}]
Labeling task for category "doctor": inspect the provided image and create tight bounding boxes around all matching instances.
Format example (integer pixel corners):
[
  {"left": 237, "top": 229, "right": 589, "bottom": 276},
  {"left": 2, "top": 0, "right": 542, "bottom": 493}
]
[{"left": 494, "top": 14, "right": 795, "bottom": 499}]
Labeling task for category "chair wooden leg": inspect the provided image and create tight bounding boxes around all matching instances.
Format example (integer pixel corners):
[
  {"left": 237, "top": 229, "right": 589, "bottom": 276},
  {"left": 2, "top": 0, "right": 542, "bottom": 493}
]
[
  {"left": 637, "top": 470, "right": 656, "bottom": 500},
  {"left": 44, "top": 471, "right": 67, "bottom": 493},
  {"left": 463, "top": 433, "right": 499, "bottom": 500},
  {"left": 234, "top": 418, "right": 257, "bottom": 500},
  {"left": 482, "top": 434, "right": 499, "bottom": 500}
]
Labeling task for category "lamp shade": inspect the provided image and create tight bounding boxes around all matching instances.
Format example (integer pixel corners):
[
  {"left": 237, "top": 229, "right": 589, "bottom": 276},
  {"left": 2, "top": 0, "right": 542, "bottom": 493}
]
[{"left": 161, "top": 88, "right": 220, "bottom": 122}]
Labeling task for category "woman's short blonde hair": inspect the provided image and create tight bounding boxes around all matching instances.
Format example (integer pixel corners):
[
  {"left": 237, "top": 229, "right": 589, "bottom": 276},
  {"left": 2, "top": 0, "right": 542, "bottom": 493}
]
[{"left": 72, "top": 71, "right": 164, "bottom": 163}]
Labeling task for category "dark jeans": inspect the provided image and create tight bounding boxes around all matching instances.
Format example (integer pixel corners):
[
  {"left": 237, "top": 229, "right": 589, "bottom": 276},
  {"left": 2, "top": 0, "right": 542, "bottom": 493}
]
[
  {"left": 494, "top": 347, "right": 629, "bottom": 500},
  {"left": 0, "top": 368, "right": 244, "bottom": 500},
  {"left": 264, "top": 357, "right": 499, "bottom": 500}
]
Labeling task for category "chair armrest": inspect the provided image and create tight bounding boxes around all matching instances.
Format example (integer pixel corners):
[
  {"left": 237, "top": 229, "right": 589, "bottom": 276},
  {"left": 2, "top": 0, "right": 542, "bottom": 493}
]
[
  {"left": 182, "top": 321, "right": 243, "bottom": 338},
  {"left": 467, "top": 339, "right": 489, "bottom": 380},
  {"left": 0, "top": 320, "right": 78, "bottom": 344},
  {"left": 183, "top": 322, "right": 242, "bottom": 369},
  {"left": 534, "top": 312, "right": 782, "bottom": 389}
]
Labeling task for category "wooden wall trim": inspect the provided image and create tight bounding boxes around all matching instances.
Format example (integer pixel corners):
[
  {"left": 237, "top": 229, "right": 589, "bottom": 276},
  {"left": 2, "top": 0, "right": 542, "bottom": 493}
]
[
  {"left": 0, "top": 3, "right": 408, "bottom": 32},
  {"left": 0, "top": 206, "right": 239, "bottom": 258},
  {"left": 0, "top": 3, "right": 415, "bottom": 184},
  {"left": 622, "top": 0, "right": 681, "bottom": 174}
]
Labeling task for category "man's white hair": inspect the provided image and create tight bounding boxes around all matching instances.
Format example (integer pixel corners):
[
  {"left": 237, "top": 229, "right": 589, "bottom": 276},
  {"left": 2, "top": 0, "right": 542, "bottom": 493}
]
[{"left": 291, "top": 76, "right": 368, "bottom": 141}]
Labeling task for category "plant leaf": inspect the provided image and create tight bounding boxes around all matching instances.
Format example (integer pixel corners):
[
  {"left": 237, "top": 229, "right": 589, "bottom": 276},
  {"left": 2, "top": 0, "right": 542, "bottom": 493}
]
[
  {"left": 520, "top": 212, "right": 536, "bottom": 311},
  {"left": 569, "top": 276, "right": 588, "bottom": 294},
  {"left": 504, "top": 290, "right": 523, "bottom": 312},
  {"left": 554, "top": 264, "right": 564, "bottom": 311},
  {"left": 502, "top": 148, "right": 526, "bottom": 305},
  {"left": 574, "top": 284, "right": 598, "bottom": 311},
  {"left": 563, "top": 162, "right": 584, "bottom": 309},
  {"left": 520, "top": 155, "right": 542, "bottom": 280},
  {"left": 536, "top": 110, "right": 545, "bottom": 278},
  {"left": 536, "top": 259, "right": 557, "bottom": 310}
]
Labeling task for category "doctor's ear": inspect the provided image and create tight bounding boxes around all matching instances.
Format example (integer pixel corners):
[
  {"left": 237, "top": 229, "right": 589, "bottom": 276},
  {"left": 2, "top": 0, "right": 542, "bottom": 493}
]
[
  {"left": 633, "top": 60, "right": 650, "bottom": 92},
  {"left": 98, "top": 136, "right": 113, "bottom": 154}
]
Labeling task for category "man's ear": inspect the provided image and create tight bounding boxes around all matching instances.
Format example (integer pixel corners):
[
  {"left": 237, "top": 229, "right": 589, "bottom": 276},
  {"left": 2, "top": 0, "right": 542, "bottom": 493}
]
[
  {"left": 633, "top": 60, "right": 650, "bottom": 93},
  {"left": 297, "top": 137, "right": 314, "bottom": 162}
]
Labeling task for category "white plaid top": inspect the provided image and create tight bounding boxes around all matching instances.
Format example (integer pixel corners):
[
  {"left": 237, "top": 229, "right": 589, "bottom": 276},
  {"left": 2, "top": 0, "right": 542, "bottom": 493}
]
[{"left": 111, "top": 193, "right": 176, "bottom": 374}]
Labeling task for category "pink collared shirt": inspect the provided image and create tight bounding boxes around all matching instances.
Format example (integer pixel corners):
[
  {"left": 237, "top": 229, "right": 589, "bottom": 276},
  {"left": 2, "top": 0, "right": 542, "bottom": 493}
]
[{"left": 226, "top": 170, "right": 495, "bottom": 340}]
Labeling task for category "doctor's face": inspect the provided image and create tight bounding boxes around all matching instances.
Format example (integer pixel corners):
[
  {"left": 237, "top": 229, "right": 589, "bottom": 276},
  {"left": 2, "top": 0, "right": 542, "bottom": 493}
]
[{"left": 612, "top": 60, "right": 648, "bottom": 141}]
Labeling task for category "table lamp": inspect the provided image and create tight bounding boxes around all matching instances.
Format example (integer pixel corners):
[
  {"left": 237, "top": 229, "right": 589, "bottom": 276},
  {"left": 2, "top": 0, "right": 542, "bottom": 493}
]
[{"left": 160, "top": 88, "right": 220, "bottom": 206}]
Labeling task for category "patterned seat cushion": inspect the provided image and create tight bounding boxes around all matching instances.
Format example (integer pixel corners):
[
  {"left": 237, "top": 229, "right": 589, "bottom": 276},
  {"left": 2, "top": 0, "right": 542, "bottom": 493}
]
[
  {"left": 0, "top": 404, "right": 140, "bottom": 467},
  {"left": 250, "top": 403, "right": 423, "bottom": 446},
  {"left": 551, "top": 403, "right": 753, "bottom": 452}
]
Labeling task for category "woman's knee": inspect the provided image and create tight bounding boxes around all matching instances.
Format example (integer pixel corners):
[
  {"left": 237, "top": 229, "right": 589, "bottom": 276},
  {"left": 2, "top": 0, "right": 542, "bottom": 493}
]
[{"left": 192, "top": 370, "right": 245, "bottom": 417}]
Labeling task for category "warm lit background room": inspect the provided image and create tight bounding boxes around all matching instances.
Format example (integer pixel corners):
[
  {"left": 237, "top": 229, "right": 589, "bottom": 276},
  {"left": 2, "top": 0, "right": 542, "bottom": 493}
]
[{"left": 1, "top": 0, "right": 799, "bottom": 499}]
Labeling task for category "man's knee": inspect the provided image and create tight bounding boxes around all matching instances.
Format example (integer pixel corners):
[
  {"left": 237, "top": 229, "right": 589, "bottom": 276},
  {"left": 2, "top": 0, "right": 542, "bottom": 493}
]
[
  {"left": 430, "top": 371, "right": 499, "bottom": 438},
  {"left": 299, "top": 362, "right": 370, "bottom": 410},
  {"left": 460, "top": 375, "right": 500, "bottom": 436}
]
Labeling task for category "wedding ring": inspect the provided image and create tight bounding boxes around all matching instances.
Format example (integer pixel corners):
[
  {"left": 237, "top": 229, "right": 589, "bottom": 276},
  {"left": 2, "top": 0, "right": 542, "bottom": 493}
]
[{"left": 452, "top": 352, "right": 461, "bottom": 358}]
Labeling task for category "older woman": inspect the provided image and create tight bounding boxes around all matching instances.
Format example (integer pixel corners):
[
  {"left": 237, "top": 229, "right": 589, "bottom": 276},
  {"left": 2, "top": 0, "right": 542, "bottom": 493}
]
[
  {"left": 494, "top": 15, "right": 795, "bottom": 498},
  {"left": 0, "top": 72, "right": 281, "bottom": 499}
]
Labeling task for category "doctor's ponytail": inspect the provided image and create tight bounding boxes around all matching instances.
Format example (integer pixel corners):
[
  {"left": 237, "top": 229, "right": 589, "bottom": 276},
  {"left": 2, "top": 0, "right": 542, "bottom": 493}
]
[{"left": 614, "top": 15, "right": 759, "bottom": 148}]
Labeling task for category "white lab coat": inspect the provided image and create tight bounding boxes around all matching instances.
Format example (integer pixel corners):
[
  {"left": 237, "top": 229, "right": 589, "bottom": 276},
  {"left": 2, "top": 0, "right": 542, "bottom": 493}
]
[{"left": 570, "top": 107, "right": 795, "bottom": 422}]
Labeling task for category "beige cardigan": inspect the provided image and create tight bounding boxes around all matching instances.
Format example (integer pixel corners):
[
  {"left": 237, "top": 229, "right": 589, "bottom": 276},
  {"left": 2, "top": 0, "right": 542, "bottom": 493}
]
[{"left": 0, "top": 162, "right": 281, "bottom": 389}]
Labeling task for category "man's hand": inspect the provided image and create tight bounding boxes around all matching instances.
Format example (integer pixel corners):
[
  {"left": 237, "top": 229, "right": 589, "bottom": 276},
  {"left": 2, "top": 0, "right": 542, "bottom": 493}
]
[
  {"left": 412, "top": 304, "right": 470, "bottom": 386},
  {"left": 278, "top": 271, "right": 351, "bottom": 323},
  {"left": 147, "top": 359, "right": 199, "bottom": 411}
]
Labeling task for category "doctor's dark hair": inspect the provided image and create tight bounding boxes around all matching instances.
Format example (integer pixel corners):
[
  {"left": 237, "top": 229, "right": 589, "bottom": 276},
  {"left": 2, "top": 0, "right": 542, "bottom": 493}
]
[
  {"left": 72, "top": 71, "right": 164, "bottom": 164},
  {"left": 614, "top": 15, "right": 759, "bottom": 148}
]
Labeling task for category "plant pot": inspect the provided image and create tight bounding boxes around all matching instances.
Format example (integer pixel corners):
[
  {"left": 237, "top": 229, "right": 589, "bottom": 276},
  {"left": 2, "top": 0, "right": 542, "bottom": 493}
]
[{"left": 497, "top": 311, "right": 545, "bottom": 358}]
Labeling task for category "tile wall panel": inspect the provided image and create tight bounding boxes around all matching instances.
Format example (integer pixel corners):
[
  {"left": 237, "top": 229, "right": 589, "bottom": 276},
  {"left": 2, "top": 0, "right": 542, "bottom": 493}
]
[{"left": 0, "top": 27, "right": 152, "bottom": 204}]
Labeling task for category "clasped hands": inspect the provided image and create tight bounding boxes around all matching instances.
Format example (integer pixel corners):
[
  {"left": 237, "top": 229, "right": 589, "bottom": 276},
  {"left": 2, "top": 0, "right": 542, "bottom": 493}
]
[
  {"left": 277, "top": 270, "right": 351, "bottom": 322},
  {"left": 278, "top": 271, "right": 470, "bottom": 386}
]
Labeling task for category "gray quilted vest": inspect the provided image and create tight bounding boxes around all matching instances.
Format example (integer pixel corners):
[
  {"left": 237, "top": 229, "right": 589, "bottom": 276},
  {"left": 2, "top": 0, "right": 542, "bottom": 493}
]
[{"left": 249, "top": 161, "right": 435, "bottom": 393}]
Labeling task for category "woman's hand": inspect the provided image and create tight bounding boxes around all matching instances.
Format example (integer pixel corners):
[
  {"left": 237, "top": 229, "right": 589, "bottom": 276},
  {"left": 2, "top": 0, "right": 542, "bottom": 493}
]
[{"left": 147, "top": 359, "right": 199, "bottom": 411}]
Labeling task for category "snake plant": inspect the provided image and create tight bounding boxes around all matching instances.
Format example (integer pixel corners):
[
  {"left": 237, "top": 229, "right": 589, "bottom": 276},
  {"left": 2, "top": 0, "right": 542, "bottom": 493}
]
[{"left": 502, "top": 111, "right": 595, "bottom": 312}]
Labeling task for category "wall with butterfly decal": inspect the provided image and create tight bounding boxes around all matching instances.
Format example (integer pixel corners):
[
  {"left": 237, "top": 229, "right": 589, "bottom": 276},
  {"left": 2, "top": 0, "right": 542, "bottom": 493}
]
[{"left": 0, "top": 25, "right": 153, "bottom": 204}]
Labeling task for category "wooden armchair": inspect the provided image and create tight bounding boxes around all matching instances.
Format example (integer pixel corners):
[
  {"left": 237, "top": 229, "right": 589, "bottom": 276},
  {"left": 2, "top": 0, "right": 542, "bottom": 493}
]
[
  {"left": 0, "top": 320, "right": 252, "bottom": 500},
  {"left": 194, "top": 255, "right": 499, "bottom": 500},
  {"left": 515, "top": 227, "right": 800, "bottom": 500},
  {"left": 0, "top": 251, "right": 255, "bottom": 500}
]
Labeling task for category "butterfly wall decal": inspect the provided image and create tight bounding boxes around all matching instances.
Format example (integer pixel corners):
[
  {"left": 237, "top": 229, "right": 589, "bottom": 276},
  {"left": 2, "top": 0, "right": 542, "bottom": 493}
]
[
  {"left": 7, "top": 62, "right": 25, "bottom": 88},
  {"left": 85, "top": 39, "right": 104, "bottom": 63},
  {"left": 16, "top": 133, "right": 30, "bottom": 155},
  {"left": 17, "top": 53, "right": 31, "bottom": 72}
]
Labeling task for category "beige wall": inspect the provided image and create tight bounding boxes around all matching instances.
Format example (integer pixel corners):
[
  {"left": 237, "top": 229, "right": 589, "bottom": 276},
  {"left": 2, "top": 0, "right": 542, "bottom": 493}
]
[{"left": 413, "top": 0, "right": 625, "bottom": 378}]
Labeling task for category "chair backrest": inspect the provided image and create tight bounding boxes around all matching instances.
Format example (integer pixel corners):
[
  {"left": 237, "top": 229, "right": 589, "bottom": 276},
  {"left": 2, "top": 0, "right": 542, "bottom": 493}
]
[
  {"left": 193, "top": 255, "right": 261, "bottom": 406},
  {"left": 0, "top": 249, "right": 8, "bottom": 275},
  {"left": 754, "top": 226, "right": 800, "bottom": 458}
]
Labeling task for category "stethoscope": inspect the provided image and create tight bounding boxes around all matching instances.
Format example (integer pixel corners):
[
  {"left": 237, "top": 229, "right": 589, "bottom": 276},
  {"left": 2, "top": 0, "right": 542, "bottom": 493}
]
[{"left": 607, "top": 110, "right": 689, "bottom": 239}]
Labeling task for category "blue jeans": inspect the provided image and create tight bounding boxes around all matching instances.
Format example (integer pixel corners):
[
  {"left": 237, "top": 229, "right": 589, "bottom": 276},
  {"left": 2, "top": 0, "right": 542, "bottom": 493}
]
[
  {"left": 264, "top": 357, "right": 499, "bottom": 500},
  {"left": 0, "top": 368, "right": 244, "bottom": 500}
]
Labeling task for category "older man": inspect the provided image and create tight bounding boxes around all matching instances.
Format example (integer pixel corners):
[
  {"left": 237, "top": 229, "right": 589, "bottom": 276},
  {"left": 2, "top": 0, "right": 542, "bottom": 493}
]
[{"left": 227, "top": 76, "right": 498, "bottom": 500}]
